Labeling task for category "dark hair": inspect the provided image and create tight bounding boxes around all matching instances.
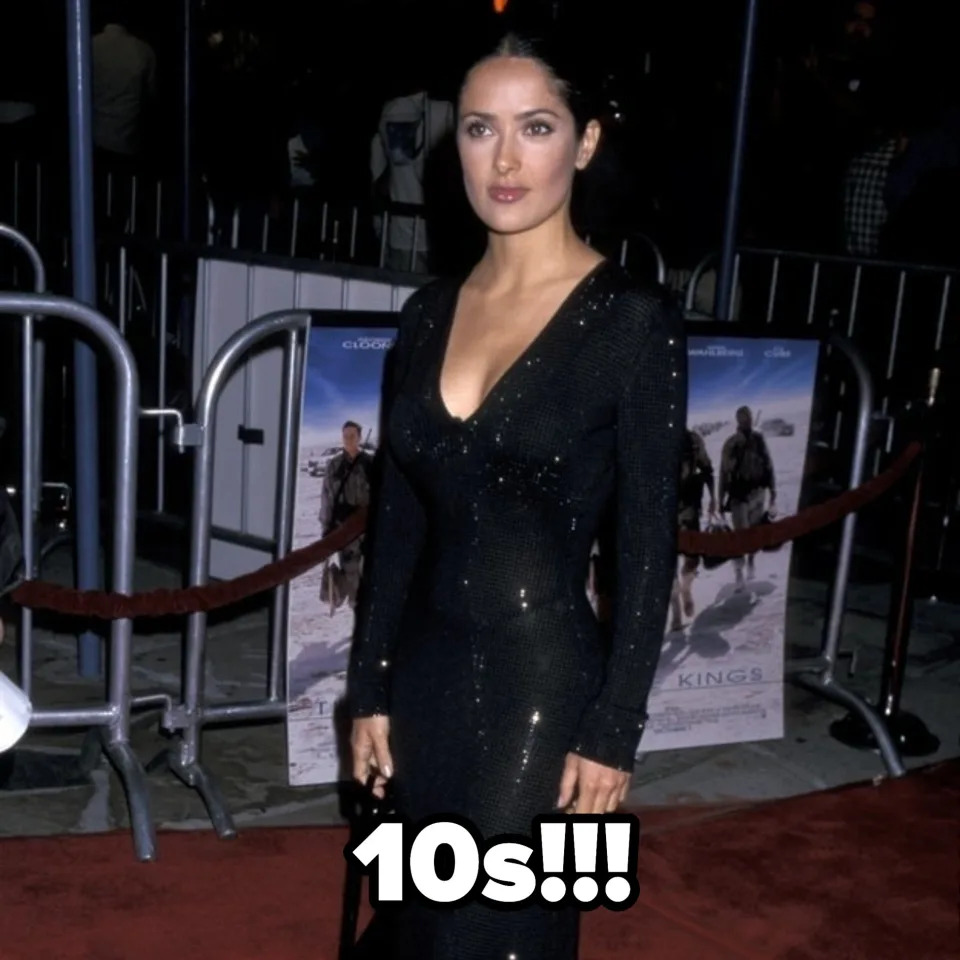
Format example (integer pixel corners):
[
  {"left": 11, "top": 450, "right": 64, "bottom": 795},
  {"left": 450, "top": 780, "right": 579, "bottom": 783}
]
[
  {"left": 461, "top": 30, "right": 599, "bottom": 137},
  {"left": 342, "top": 421, "right": 362, "bottom": 435}
]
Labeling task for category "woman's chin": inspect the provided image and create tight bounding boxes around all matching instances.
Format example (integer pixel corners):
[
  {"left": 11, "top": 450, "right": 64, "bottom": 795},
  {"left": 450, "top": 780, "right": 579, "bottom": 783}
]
[
  {"left": 478, "top": 210, "right": 551, "bottom": 237},
  {"left": 471, "top": 196, "right": 569, "bottom": 238}
]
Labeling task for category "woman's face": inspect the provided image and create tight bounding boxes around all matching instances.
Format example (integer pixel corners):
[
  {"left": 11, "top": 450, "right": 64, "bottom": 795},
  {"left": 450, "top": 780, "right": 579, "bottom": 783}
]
[{"left": 457, "top": 56, "right": 600, "bottom": 236}]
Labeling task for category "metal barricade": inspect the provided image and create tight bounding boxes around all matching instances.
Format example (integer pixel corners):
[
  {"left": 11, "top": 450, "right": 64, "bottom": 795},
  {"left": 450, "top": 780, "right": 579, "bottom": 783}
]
[
  {"left": 0, "top": 292, "right": 152, "bottom": 858},
  {"left": 0, "top": 224, "right": 46, "bottom": 700},
  {"left": 151, "top": 309, "right": 311, "bottom": 837},
  {"left": 684, "top": 251, "right": 745, "bottom": 318},
  {"left": 685, "top": 246, "right": 957, "bottom": 395},
  {"left": 685, "top": 247, "right": 959, "bottom": 577},
  {"left": 3, "top": 159, "right": 43, "bottom": 266},
  {"left": 374, "top": 200, "right": 428, "bottom": 273},
  {"left": 7, "top": 152, "right": 673, "bottom": 287},
  {"left": 783, "top": 334, "right": 905, "bottom": 776},
  {"left": 99, "top": 231, "right": 427, "bottom": 536},
  {"left": 621, "top": 232, "right": 667, "bottom": 287},
  {"left": 586, "top": 231, "right": 668, "bottom": 287},
  {"left": 0, "top": 249, "right": 915, "bottom": 854}
]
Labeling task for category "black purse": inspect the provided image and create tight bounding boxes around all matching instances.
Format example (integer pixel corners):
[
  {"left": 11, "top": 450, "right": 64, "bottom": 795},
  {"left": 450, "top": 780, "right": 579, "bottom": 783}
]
[{"left": 339, "top": 774, "right": 398, "bottom": 960}]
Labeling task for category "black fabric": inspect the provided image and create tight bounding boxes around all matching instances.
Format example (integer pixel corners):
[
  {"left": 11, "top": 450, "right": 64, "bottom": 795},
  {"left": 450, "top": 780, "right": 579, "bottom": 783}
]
[{"left": 347, "top": 260, "right": 687, "bottom": 959}]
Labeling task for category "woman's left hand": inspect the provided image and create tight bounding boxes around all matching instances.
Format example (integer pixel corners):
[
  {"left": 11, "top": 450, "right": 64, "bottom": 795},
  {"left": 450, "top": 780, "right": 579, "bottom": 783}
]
[{"left": 556, "top": 753, "right": 630, "bottom": 814}]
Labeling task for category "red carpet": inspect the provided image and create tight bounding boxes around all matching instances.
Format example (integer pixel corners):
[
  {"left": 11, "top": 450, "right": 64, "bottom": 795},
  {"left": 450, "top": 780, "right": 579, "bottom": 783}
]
[{"left": 1, "top": 762, "right": 956, "bottom": 960}]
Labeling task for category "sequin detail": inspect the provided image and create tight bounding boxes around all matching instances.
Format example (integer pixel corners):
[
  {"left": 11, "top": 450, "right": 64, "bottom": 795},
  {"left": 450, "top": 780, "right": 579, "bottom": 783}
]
[{"left": 347, "top": 261, "right": 687, "bottom": 959}]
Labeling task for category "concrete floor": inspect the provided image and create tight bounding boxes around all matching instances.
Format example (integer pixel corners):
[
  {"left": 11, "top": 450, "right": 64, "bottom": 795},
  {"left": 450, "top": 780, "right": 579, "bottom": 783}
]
[{"left": 1, "top": 546, "right": 958, "bottom": 841}]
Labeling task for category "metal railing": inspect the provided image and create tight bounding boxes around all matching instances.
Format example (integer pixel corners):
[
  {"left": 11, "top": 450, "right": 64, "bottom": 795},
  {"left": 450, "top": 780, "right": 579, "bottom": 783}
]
[
  {"left": 685, "top": 246, "right": 958, "bottom": 510},
  {"left": 5, "top": 211, "right": 951, "bottom": 856},
  {"left": 3, "top": 279, "right": 310, "bottom": 857},
  {"left": 686, "top": 246, "right": 956, "bottom": 364},
  {"left": 149, "top": 310, "right": 310, "bottom": 837},
  {"left": 4, "top": 156, "right": 672, "bottom": 285},
  {"left": 785, "top": 335, "right": 904, "bottom": 776},
  {"left": 0, "top": 226, "right": 46, "bottom": 697},
  {"left": 0, "top": 291, "right": 151, "bottom": 858},
  {"left": 1, "top": 277, "right": 919, "bottom": 860}
]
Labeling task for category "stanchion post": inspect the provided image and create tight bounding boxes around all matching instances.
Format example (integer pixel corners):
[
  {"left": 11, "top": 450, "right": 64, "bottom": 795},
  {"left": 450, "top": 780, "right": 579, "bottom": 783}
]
[
  {"left": 267, "top": 328, "right": 306, "bottom": 703},
  {"left": 831, "top": 367, "right": 942, "bottom": 757},
  {"left": 181, "top": 0, "right": 193, "bottom": 242},
  {"left": 715, "top": 0, "right": 760, "bottom": 320},
  {"left": 66, "top": 0, "right": 104, "bottom": 679},
  {"left": 156, "top": 253, "right": 169, "bottom": 512},
  {"left": 684, "top": 252, "right": 719, "bottom": 315},
  {"left": 790, "top": 334, "right": 906, "bottom": 777},
  {"left": 820, "top": 337, "right": 873, "bottom": 673}
]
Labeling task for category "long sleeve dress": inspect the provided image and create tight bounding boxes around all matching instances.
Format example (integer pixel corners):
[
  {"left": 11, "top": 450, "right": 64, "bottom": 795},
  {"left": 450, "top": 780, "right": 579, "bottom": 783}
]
[{"left": 346, "top": 258, "right": 687, "bottom": 960}]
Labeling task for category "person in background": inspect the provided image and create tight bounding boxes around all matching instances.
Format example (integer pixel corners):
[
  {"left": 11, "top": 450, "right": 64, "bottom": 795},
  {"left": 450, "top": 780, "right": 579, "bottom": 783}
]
[
  {"left": 370, "top": 66, "right": 455, "bottom": 273},
  {"left": 90, "top": 2, "right": 157, "bottom": 234},
  {"left": 840, "top": 66, "right": 916, "bottom": 258},
  {"left": 881, "top": 104, "right": 960, "bottom": 264},
  {"left": 842, "top": 133, "right": 901, "bottom": 257},
  {"left": 91, "top": 3, "right": 156, "bottom": 164},
  {"left": 319, "top": 422, "right": 373, "bottom": 610},
  {"left": 671, "top": 428, "right": 716, "bottom": 631},
  {"left": 720, "top": 407, "right": 776, "bottom": 590}
]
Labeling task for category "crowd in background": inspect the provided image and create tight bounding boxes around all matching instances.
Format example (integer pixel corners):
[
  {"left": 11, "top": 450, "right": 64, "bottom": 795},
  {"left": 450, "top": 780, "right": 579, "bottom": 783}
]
[
  {"left": 0, "top": 0, "right": 955, "bottom": 573},
  {"left": 0, "top": 0, "right": 957, "bottom": 270}
]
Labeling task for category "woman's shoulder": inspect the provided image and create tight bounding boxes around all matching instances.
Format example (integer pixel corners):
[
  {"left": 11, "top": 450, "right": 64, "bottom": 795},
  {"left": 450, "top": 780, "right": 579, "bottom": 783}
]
[
  {"left": 592, "top": 260, "right": 685, "bottom": 344},
  {"left": 396, "top": 276, "right": 457, "bottom": 326},
  {"left": 392, "top": 276, "right": 458, "bottom": 349}
]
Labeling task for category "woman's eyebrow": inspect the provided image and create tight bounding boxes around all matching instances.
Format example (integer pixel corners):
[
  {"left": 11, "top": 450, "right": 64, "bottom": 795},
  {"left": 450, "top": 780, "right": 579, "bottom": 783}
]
[{"left": 460, "top": 108, "right": 562, "bottom": 121}]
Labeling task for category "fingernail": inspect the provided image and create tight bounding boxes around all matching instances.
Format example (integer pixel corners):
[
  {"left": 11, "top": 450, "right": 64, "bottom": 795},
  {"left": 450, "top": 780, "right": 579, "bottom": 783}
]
[{"left": 384, "top": 765, "right": 393, "bottom": 778}]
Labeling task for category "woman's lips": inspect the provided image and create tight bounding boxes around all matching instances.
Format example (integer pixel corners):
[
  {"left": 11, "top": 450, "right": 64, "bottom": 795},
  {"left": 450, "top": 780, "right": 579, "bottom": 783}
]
[{"left": 488, "top": 186, "right": 529, "bottom": 203}]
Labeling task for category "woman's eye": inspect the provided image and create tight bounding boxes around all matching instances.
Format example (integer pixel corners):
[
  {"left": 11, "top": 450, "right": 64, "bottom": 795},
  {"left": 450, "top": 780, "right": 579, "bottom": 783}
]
[
  {"left": 465, "top": 121, "right": 490, "bottom": 137},
  {"left": 526, "top": 121, "right": 553, "bottom": 136}
]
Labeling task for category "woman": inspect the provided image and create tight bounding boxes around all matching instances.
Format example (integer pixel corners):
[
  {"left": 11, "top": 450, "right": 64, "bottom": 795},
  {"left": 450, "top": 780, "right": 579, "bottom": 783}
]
[{"left": 347, "top": 30, "right": 686, "bottom": 960}]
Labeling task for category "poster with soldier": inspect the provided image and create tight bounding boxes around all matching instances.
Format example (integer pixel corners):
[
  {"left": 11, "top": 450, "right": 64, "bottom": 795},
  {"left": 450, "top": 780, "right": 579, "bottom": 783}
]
[
  {"left": 286, "top": 324, "right": 396, "bottom": 786},
  {"left": 639, "top": 335, "right": 820, "bottom": 752},
  {"left": 288, "top": 324, "right": 819, "bottom": 783}
]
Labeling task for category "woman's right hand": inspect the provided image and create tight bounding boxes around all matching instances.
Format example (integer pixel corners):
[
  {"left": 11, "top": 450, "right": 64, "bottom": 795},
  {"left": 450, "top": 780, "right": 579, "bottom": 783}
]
[{"left": 350, "top": 715, "right": 394, "bottom": 798}]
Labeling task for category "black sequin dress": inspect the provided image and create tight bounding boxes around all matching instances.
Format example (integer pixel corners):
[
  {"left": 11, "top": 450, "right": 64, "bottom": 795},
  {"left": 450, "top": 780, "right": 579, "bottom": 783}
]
[{"left": 347, "top": 259, "right": 687, "bottom": 960}]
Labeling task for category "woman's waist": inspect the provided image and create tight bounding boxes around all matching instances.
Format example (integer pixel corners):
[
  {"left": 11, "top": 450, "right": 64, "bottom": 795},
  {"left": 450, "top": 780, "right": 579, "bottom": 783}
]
[
  {"left": 411, "top": 561, "right": 594, "bottom": 628},
  {"left": 395, "top": 590, "right": 606, "bottom": 696}
]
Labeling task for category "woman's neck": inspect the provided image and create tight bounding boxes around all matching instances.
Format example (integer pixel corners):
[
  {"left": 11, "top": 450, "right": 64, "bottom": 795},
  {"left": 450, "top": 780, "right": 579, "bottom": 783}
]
[{"left": 473, "top": 211, "right": 596, "bottom": 294}]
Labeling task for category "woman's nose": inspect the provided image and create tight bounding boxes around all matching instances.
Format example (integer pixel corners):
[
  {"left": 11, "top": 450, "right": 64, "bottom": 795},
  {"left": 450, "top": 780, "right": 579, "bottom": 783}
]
[{"left": 494, "top": 138, "right": 520, "bottom": 175}]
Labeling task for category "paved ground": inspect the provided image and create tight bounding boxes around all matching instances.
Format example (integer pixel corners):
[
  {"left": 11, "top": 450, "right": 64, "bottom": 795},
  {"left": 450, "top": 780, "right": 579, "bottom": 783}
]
[{"left": 1, "top": 543, "right": 957, "bottom": 841}]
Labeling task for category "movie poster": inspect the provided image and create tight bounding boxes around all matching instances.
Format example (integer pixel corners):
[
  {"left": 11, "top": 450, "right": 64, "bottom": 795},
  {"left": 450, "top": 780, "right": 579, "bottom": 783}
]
[
  {"left": 286, "top": 324, "right": 396, "bottom": 786},
  {"left": 287, "top": 327, "right": 819, "bottom": 784},
  {"left": 638, "top": 335, "right": 820, "bottom": 752}
]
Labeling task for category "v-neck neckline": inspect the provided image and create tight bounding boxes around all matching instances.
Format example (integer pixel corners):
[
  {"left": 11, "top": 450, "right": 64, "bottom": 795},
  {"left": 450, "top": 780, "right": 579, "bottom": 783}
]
[{"left": 435, "top": 259, "right": 609, "bottom": 426}]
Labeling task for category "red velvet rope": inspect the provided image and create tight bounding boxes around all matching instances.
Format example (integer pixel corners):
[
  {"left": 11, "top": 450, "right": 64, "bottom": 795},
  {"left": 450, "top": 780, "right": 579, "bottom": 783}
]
[
  {"left": 12, "top": 510, "right": 367, "bottom": 620},
  {"left": 679, "top": 441, "right": 920, "bottom": 556},
  {"left": 10, "top": 443, "right": 920, "bottom": 621}
]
